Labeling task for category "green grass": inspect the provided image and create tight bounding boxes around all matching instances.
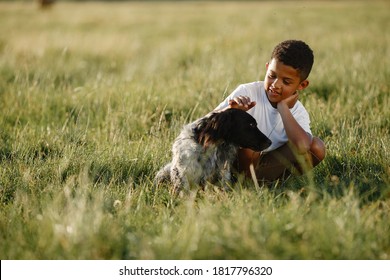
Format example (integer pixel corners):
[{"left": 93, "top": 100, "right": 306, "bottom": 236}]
[{"left": 0, "top": 0, "right": 389, "bottom": 259}]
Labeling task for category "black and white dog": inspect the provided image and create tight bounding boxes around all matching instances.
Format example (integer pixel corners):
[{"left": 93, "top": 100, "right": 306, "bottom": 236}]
[{"left": 155, "top": 108, "right": 271, "bottom": 191}]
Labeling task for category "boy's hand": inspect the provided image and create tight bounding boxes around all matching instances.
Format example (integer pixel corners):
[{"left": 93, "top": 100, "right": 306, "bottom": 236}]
[
  {"left": 228, "top": 95, "right": 256, "bottom": 111},
  {"left": 278, "top": 92, "right": 299, "bottom": 109}
]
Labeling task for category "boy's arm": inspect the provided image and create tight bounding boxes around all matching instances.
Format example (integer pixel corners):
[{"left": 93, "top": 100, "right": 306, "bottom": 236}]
[{"left": 277, "top": 93, "right": 312, "bottom": 154}]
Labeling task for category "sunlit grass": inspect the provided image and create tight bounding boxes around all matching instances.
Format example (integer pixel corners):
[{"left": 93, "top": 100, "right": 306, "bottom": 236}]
[{"left": 0, "top": 1, "right": 389, "bottom": 259}]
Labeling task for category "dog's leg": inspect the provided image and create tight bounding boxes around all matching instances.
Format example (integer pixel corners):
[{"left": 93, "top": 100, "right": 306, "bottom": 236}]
[
  {"left": 170, "top": 166, "right": 190, "bottom": 193},
  {"left": 219, "top": 161, "right": 233, "bottom": 191},
  {"left": 154, "top": 163, "right": 172, "bottom": 185}
]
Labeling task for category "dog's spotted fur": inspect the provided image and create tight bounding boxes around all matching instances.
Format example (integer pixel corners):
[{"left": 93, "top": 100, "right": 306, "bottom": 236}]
[{"left": 155, "top": 108, "right": 271, "bottom": 191}]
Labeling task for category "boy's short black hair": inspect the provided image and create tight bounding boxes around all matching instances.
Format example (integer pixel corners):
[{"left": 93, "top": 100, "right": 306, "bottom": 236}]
[{"left": 271, "top": 40, "right": 314, "bottom": 80}]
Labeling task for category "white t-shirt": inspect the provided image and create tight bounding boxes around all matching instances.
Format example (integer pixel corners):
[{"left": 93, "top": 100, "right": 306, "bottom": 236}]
[{"left": 215, "top": 81, "right": 312, "bottom": 152}]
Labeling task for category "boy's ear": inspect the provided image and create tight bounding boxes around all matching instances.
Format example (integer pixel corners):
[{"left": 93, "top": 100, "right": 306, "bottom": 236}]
[{"left": 298, "top": 79, "right": 309, "bottom": 90}]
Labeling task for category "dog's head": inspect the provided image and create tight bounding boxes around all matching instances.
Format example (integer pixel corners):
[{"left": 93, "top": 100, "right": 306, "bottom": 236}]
[{"left": 195, "top": 108, "right": 271, "bottom": 151}]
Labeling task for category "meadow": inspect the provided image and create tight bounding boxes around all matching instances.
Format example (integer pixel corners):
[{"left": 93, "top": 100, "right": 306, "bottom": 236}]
[{"left": 0, "top": 0, "right": 389, "bottom": 259}]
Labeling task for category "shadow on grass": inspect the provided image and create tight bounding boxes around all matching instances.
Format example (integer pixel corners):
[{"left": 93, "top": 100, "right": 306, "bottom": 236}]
[
  {"left": 266, "top": 154, "right": 389, "bottom": 205},
  {"left": 312, "top": 155, "right": 388, "bottom": 203}
]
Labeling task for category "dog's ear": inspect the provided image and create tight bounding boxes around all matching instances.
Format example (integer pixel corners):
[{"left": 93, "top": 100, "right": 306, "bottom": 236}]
[
  {"left": 197, "top": 111, "right": 232, "bottom": 147},
  {"left": 213, "top": 110, "right": 233, "bottom": 139}
]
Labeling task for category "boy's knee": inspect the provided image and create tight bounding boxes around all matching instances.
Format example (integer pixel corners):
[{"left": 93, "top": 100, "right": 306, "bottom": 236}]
[{"left": 310, "top": 137, "right": 326, "bottom": 165}]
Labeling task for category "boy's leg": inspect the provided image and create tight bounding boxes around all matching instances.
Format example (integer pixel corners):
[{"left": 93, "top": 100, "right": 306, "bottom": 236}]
[{"left": 237, "top": 137, "right": 325, "bottom": 182}]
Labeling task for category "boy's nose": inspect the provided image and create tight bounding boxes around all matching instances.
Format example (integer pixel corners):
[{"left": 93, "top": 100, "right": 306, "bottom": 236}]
[{"left": 272, "top": 79, "right": 281, "bottom": 89}]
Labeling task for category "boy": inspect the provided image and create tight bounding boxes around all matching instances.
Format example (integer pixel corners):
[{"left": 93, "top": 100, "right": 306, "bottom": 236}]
[{"left": 214, "top": 40, "right": 326, "bottom": 182}]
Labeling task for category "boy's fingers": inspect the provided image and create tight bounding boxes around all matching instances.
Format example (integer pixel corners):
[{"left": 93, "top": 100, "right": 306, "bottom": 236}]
[
  {"left": 233, "top": 96, "right": 253, "bottom": 106},
  {"left": 247, "top": 101, "right": 256, "bottom": 109},
  {"left": 228, "top": 99, "right": 256, "bottom": 111},
  {"left": 228, "top": 100, "right": 239, "bottom": 108},
  {"left": 285, "top": 93, "right": 299, "bottom": 108}
]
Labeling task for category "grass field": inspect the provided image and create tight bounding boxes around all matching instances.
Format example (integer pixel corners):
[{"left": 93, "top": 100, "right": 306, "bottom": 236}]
[{"left": 0, "top": 0, "right": 389, "bottom": 259}]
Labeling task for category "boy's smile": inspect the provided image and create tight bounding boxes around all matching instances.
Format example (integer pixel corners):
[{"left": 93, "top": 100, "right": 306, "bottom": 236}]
[{"left": 264, "top": 58, "right": 309, "bottom": 108}]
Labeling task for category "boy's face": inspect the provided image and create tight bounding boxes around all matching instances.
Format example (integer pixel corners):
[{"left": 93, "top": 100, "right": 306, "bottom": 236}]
[{"left": 264, "top": 58, "right": 309, "bottom": 107}]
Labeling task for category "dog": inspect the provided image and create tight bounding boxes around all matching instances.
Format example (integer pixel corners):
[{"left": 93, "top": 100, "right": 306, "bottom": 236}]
[{"left": 155, "top": 108, "right": 271, "bottom": 191}]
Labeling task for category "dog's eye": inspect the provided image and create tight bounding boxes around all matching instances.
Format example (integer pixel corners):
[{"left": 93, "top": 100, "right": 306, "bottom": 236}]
[{"left": 249, "top": 123, "right": 257, "bottom": 128}]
